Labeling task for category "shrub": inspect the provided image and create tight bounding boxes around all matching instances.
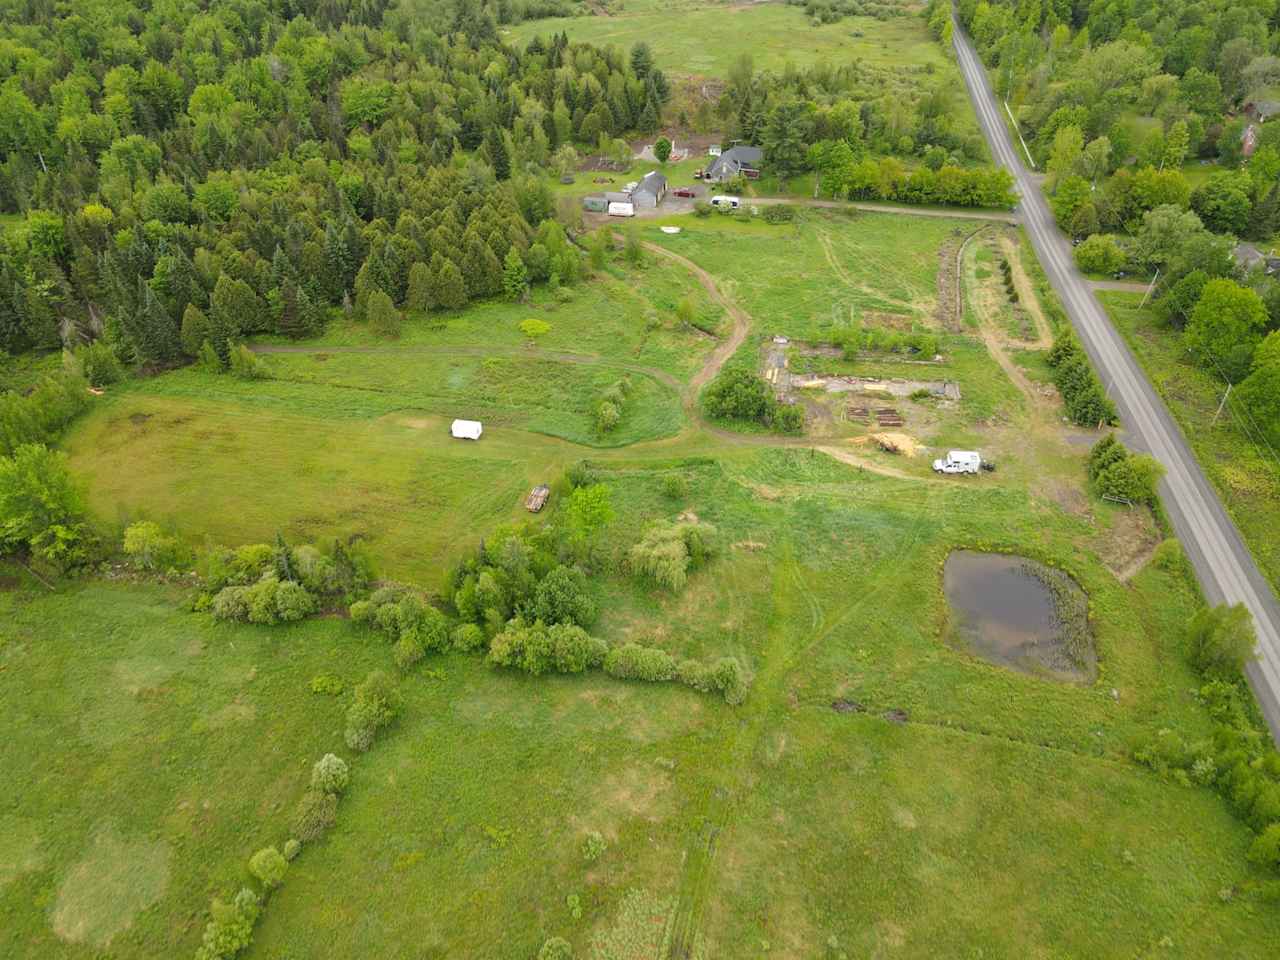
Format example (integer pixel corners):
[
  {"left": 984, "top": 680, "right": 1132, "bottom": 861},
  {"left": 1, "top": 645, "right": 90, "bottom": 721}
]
[
  {"left": 539, "top": 937, "right": 573, "bottom": 960},
  {"left": 693, "top": 200, "right": 712, "bottom": 217},
  {"left": 229, "top": 343, "right": 266, "bottom": 379},
  {"left": 1096, "top": 452, "right": 1163, "bottom": 504},
  {"left": 311, "top": 753, "right": 350, "bottom": 794},
  {"left": 309, "top": 674, "right": 344, "bottom": 695},
  {"left": 1187, "top": 604, "right": 1257, "bottom": 678},
  {"left": 71, "top": 340, "right": 125, "bottom": 386},
  {"left": 0, "top": 443, "right": 90, "bottom": 571},
  {"left": 344, "top": 670, "right": 401, "bottom": 751},
  {"left": 763, "top": 203, "right": 795, "bottom": 223},
  {"left": 292, "top": 789, "right": 338, "bottom": 841},
  {"left": 349, "top": 599, "right": 374, "bottom": 624},
  {"left": 1151, "top": 539, "right": 1188, "bottom": 576},
  {"left": 275, "top": 580, "right": 317, "bottom": 621},
  {"left": 713, "top": 657, "right": 749, "bottom": 705},
  {"left": 582, "top": 830, "right": 607, "bottom": 862},
  {"left": 210, "top": 585, "right": 250, "bottom": 622},
  {"left": 393, "top": 631, "right": 425, "bottom": 669},
  {"left": 1073, "top": 233, "right": 1125, "bottom": 275},
  {"left": 533, "top": 564, "right": 597, "bottom": 627},
  {"left": 488, "top": 619, "right": 607, "bottom": 675},
  {"left": 596, "top": 400, "right": 620, "bottom": 432},
  {"left": 1251, "top": 824, "right": 1280, "bottom": 872},
  {"left": 282, "top": 838, "right": 301, "bottom": 861},
  {"left": 604, "top": 642, "right": 676, "bottom": 682},
  {"left": 194, "top": 888, "right": 260, "bottom": 960},
  {"left": 451, "top": 622, "right": 486, "bottom": 652},
  {"left": 663, "top": 474, "right": 688, "bottom": 499},
  {"left": 248, "top": 847, "right": 288, "bottom": 890},
  {"left": 628, "top": 520, "right": 717, "bottom": 592},
  {"left": 122, "top": 520, "right": 180, "bottom": 571}
]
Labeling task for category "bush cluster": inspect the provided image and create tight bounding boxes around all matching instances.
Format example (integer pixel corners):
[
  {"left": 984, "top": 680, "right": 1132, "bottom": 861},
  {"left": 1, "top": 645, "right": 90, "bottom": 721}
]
[
  {"left": 835, "top": 322, "right": 939, "bottom": 360},
  {"left": 0, "top": 370, "right": 90, "bottom": 458},
  {"left": 628, "top": 519, "right": 717, "bottom": 592},
  {"left": 1046, "top": 333, "right": 1118, "bottom": 427},
  {"left": 702, "top": 367, "right": 804, "bottom": 435},
  {"left": 122, "top": 520, "right": 186, "bottom": 572},
  {"left": 446, "top": 527, "right": 598, "bottom": 643},
  {"left": 194, "top": 888, "right": 260, "bottom": 960},
  {"left": 351, "top": 584, "right": 451, "bottom": 669},
  {"left": 202, "top": 537, "right": 366, "bottom": 624},
  {"left": 0, "top": 442, "right": 91, "bottom": 571},
  {"left": 595, "top": 375, "right": 633, "bottom": 434},
  {"left": 344, "top": 670, "right": 402, "bottom": 752},
  {"left": 1087, "top": 433, "right": 1163, "bottom": 505},
  {"left": 763, "top": 204, "right": 796, "bottom": 223},
  {"left": 488, "top": 618, "right": 609, "bottom": 675},
  {"left": 604, "top": 642, "right": 750, "bottom": 704},
  {"left": 1130, "top": 604, "right": 1280, "bottom": 884}
]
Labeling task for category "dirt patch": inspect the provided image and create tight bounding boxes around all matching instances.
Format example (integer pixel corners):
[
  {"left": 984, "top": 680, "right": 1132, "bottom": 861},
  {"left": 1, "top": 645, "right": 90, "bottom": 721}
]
[
  {"left": 0, "top": 572, "right": 20, "bottom": 591},
  {"left": 891, "top": 806, "right": 918, "bottom": 830},
  {"left": 204, "top": 697, "right": 256, "bottom": 728},
  {"left": 999, "top": 236, "right": 1052, "bottom": 349},
  {"left": 732, "top": 540, "right": 768, "bottom": 551},
  {"left": 50, "top": 823, "right": 171, "bottom": 949},
  {"left": 1038, "top": 477, "right": 1091, "bottom": 518},
  {"left": 831, "top": 698, "right": 865, "bottom": 713},
  {"left": 882, "top": 708, "right": 910, "bottom": 724},
  {"left": 128, "top": 412, "right": 152, "bottom": 426},
  {"left": 597, "top": 766, "right": 671, "bottom": 821},
  {"left": 853, "top": 432, "right": 922, "bottom": 457},
  {"left": 1099, "top": 506, "right": 1161, "bottom": 582}
]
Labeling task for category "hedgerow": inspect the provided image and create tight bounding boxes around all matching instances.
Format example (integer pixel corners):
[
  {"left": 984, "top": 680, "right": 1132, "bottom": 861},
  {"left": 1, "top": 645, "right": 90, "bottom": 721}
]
[{"left": 1047, "top": 333, "right": 1118, "bottom": 427}]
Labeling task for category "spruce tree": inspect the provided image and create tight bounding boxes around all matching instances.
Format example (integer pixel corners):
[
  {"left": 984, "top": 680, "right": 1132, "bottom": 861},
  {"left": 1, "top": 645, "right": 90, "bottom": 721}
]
[
  {"left": 485, "top": 129, "right": 511, "bottom": 181},
  {"left": 366, "top": 289, "right": 401, "bottom": 338},
  {"left": 209, "top": 274, "right": 262, "bottom": 361},
  {"left": 502, "top": 248, "right": 528, "bottom": 301},
  {"left": 406, "top": 261, "right": 433, "bottom": 311},
  {"left": 180, "top": 303, "right": 211, "bottom": 357},
  {"left": 430, "top": 253, "right": 467, "bottom": 311},
  {"left": 276, "top": 277, "right": 308, "bottom": 339}
]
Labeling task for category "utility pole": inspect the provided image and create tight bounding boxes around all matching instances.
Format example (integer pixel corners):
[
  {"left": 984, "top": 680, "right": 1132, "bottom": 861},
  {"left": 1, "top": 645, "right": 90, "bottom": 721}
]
[
  {"left": 1213, "top": 383, "right": 1233, "bottom": 426},
  {"left": 1139, "top": 268, "right": 1160, "bottom": 308}
]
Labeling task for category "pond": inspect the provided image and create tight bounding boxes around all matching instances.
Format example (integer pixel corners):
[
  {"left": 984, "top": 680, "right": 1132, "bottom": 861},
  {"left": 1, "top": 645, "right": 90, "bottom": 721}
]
[{"left": 943, "top": 550, "right": 1096, "bottom": 683}]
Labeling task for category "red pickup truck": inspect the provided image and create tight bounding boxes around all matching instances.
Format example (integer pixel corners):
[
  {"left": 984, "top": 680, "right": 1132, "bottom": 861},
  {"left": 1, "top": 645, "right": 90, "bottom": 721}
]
[{"left": 672, "top": 186, "right": 696, "bottom": 198}]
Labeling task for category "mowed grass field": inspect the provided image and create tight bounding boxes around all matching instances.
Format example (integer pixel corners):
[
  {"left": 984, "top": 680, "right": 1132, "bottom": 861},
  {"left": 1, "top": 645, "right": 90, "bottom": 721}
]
[
  {"left": 1103, "top": 291, "right": 1280, "bottom": 595},
  {"left": 8, "top": 446, "right": 1280, "bottom": 958}
]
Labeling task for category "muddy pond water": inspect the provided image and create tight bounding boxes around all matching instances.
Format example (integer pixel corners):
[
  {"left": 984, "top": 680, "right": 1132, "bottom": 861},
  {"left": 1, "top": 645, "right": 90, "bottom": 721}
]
[{"left": 943, "top": 550, "right": 1096, "bottom": 683}]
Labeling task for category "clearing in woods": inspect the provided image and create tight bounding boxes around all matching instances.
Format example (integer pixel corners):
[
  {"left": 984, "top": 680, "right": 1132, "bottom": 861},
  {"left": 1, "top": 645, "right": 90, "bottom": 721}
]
[{"left": 18, "top": 210, "right": 1279, "bottom": 958}]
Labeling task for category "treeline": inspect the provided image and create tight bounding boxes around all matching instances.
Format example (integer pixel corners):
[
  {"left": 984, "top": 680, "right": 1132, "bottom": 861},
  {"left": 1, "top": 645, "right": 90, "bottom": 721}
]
[{"left": 0, "top": 0, "right": 675, "bottom": 362}]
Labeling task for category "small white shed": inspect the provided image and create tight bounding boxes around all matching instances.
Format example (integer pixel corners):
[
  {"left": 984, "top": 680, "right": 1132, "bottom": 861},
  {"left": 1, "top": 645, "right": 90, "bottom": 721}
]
[
  {"left": 450, "top": 419, "right": 483, "bottom": 440},
  {"left": 607, "top": 201, "right": 635, "bottom": 217}
]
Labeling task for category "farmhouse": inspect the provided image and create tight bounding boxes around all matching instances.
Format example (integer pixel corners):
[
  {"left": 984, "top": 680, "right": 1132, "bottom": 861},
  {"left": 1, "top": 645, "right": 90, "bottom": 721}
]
[
  {"left": 632, "top": 170, "right": 667, "bottom": 208},
  {"left": 705, "top": 145, "right": 763, "bottom": 182},
  {"left": 1245, "top": 98, "right": 1280, "bottom": 123}
]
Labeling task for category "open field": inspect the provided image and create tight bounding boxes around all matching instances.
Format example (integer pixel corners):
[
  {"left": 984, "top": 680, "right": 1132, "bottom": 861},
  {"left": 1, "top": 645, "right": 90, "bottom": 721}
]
[
  {"left": 28, "top": 209, "right": 1280, "bottom": 957},
  {"left": 1102, "top": 290, "right": 1280, "bottom": 594},
  {"left": 506, "top": 1, "right": 950, "bottom": 76}
]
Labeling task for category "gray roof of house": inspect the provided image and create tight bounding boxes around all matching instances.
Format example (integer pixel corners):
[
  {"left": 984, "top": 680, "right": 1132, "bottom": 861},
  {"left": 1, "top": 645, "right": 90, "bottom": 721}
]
[
  {"left": 1235, "top": 243, "right": 1264, "bottom": 266},
  {"left": 707, "top": 145, "right": 764, "bottom": 177}
]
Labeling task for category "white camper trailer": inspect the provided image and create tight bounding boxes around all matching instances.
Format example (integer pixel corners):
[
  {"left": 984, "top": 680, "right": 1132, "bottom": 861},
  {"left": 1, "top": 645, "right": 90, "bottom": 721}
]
[
  {"left": 607, "top": 201, "right": 635, "bottom": 217},
  {"left": 710, "top": 195, "right": 740, "bottom": 210},
  {"left": 932, "top": 450, "right": 981, "bottom": 475},
  {"left": 450, "top": 419, "right": 483, "bottom": 440}
]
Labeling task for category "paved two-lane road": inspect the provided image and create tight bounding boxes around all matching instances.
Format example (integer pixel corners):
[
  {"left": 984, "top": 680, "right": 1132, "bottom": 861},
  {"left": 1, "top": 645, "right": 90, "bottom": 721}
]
[{"left": 952, "top": 17, "right": 1280, "bottom": 740}]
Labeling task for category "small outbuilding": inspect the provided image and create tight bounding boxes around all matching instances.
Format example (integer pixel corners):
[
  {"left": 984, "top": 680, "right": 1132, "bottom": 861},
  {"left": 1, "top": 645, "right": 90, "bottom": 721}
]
[
  {"left": 582, "top": 195, "right": 608, "bottom": 213},
  {"left": 632, "top": 170, "right": 668, "bottom": 209},
  {"left": 450, "top": 419, "right": 483, "bottom": 440},
  {"left": 525, "top": 484, "right": 550, "bottom": 513}
]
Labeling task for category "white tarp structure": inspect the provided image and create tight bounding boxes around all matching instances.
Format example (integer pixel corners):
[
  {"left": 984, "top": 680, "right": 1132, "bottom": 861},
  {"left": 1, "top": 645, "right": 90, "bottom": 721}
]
[
  {"left": 450, "top": 419, "right": 483, "bottom": 440},
  {"left": 607, "top": 201, "right": 635, "bottom": 217}
]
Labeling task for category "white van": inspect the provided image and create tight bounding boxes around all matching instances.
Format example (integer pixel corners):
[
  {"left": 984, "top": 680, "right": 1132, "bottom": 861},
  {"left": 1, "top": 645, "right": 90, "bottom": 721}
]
[
  {"left": 932, "top": 450, "right": 981, "bottom": 475},
  {"left": 607, "top": 201, "right": 635, "bottom": 217},
  {"left": 710, "top": 195, "right": 740, "bottom": 210}
]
